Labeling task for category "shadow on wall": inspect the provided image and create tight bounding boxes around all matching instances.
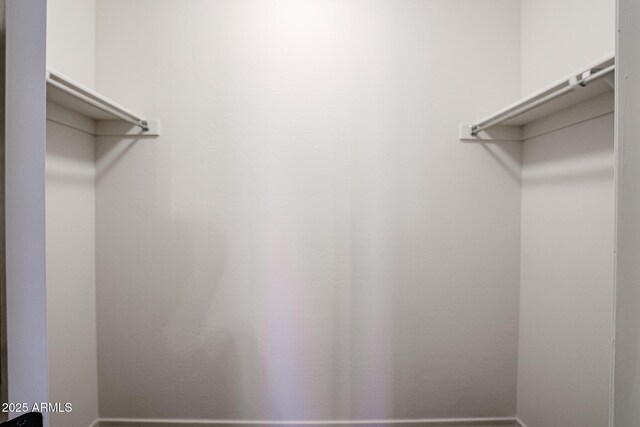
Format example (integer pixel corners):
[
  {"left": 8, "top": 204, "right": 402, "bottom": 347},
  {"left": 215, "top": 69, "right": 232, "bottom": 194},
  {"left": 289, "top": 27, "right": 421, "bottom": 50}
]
[
  {"left": 522, "top": 114, "right": 615, "bottom": 186},
  {"left": 480, "top": 142, "right": 522, "bottom": 183},
  {"left": 476, "top": 113, "right": 614, "bottom": 188},
  {"left": 95, "top": 137, "right": 270, "bottom": 418}
]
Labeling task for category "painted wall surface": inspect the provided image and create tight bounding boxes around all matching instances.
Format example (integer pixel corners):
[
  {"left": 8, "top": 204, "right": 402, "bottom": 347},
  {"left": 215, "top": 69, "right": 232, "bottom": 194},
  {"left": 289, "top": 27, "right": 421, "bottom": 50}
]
[
  {"left": 517, "top": 1, "right": 616, "bottom": 425},
  {"left": 517, "top": 112, "right": 615, "bottom": 427},
  {"left": 45, "top": 1, "right": 99, "bottom": 426},
  {"left": 614, "top": 0, "right": 640, "bottom": 424},
  {"left": 5, "top": 0, "right": 49, "bottom": 424},
  {"left": 46, "top": 0, "right": 96, "bottom": 88},
  {"left": 95, "top": 0, "right": 522, "bottom": 421},
  {"left": 45, "top": 121, "right": 99, "bottom": 427},
  {"left": 520, "top": 0, "right": 615, "bottom": 95}
]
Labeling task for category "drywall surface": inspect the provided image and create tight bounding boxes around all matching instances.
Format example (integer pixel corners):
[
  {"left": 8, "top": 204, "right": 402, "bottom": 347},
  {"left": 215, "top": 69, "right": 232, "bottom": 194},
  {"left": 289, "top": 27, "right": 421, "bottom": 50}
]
[
  {"left": 5, "top": 0, "right": 49, "bottom": 424},
  {"left": 518, "top": 1, "right": 616, "bottom": 424},
  {"left": 45, "top": 1, "right": 100, "bottom": 425},
  {"left": 517, "top": 111, "right": 614, "bottom": 427},
  {"left": 47, "top": 0, "right": 96, "bottom": 88},
  {"left": 96, "top": 0, "right": 522, "bottom": 420},
  {"left": 614, "top": 0, "right": 640, "bottom": 424},
  {"left": 45, "top": 120, "right": 99, "bottom": 427},
  {"left": 520, "top": 0, "right": 615, "bottom": 95}
]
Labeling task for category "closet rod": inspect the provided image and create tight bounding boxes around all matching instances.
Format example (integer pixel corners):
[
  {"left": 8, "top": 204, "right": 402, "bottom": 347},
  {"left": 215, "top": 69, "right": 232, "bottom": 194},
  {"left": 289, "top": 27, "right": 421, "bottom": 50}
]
[
  {"left": 46, "top": 71, "right": 150, "bottom": 131},
  {"left": 470, "top": 64, "right": 615, "bottom": 136}
]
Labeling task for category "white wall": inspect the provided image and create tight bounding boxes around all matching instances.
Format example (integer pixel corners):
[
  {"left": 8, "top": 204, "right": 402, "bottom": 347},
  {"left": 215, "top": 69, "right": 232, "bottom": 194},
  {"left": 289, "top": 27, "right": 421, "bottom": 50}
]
[
  {"left": 517, "top": 111, "right": 614, "bottom": 427},
  {"left": 520, "top": 0, "right": 615, "bottom": 95},
  {"left": 95, "top": 0, "right": 522, "bottom": 421},
  {"left": 5, "top": 0, "right": 49, "bottom": 424},
  {"left": 613, "top": 0, "right": 640, "bottom": 424},
  {"left": 45, "top": 120, "right": 98, "bottom": 427},
  {"left": 517, "top": 1, "right": 616, "bottom": 425},
  {"left": 45, "top": 1, "right": 99, "bottom": 426},
  {"left": 47, "top": 0, "right": 96, "bottom": 88}
]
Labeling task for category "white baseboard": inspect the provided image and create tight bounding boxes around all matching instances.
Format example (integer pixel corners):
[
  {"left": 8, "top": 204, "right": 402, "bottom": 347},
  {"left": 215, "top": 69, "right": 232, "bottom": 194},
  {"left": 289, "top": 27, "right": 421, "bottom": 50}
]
[{"left": 97, "top": 418, "right": 519, "bottom": 427}]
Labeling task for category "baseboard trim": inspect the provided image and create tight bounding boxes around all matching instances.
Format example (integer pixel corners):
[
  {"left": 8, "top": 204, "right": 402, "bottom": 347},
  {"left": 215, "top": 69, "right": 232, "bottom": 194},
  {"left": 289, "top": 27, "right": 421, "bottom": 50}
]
[
  {"left": 89, "top": 419, "right": 101, "bottom": 427},
  {"left": 514, "top": 419, "right": 527, "bottom": 427},
  {"left": 97, "top": 418, "right": 518, "bottom": 427}
]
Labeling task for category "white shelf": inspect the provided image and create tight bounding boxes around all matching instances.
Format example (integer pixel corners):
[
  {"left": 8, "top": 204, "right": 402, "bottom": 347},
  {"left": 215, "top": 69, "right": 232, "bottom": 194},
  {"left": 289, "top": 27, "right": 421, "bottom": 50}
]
[
  {"left": 46, "top": 69, "right": 160, "bottom": 136},
  {"left": 460, "top": 54, "right": 615, "bottom": 142}
]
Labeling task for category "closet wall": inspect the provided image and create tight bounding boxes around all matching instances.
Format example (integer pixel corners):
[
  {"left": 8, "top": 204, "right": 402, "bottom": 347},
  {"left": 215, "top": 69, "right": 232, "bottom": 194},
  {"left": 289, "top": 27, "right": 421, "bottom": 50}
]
[
  {"left": 516, "top": 0, "right": 615, "bottom": 426},
  {"left": 94, "top": 0, "right": 522, "bottom": 421},
  {"left": 43, "top": 0, "right": 620, "bottom": 425},
  {"left": 45, "top": 1, "right": 99, "bottom": 426},
  {"left": 47, "top": 0, "right": 96, "bottom": 88},
  {"left": 520, "top": 0, "right": 615, "bottom": 95}
]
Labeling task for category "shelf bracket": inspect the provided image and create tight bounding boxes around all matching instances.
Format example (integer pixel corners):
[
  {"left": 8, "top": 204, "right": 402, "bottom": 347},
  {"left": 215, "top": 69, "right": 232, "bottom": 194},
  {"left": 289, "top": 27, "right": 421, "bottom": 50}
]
[
  {"left": 459, "top": 124, "right": 523, "bottom": 142},
  {"left": 95, "top": 119, "right": 161, "bottom": 137}
]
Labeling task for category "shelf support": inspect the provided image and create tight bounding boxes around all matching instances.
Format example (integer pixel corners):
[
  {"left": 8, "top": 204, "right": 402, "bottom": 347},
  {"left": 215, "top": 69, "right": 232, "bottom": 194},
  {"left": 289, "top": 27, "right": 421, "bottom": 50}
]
[{"left": 459, "top": 124, "right": 522, "bottom": 142}]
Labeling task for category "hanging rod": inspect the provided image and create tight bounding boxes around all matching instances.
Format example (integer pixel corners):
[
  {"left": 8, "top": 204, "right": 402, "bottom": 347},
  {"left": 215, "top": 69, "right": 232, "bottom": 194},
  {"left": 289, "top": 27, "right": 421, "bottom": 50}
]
[
  {"left": 46, "top": 70, "right": 150, "bottom": 131},
  {"left": 469, "top": 62, "right": 615, "bottom": 137}
]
